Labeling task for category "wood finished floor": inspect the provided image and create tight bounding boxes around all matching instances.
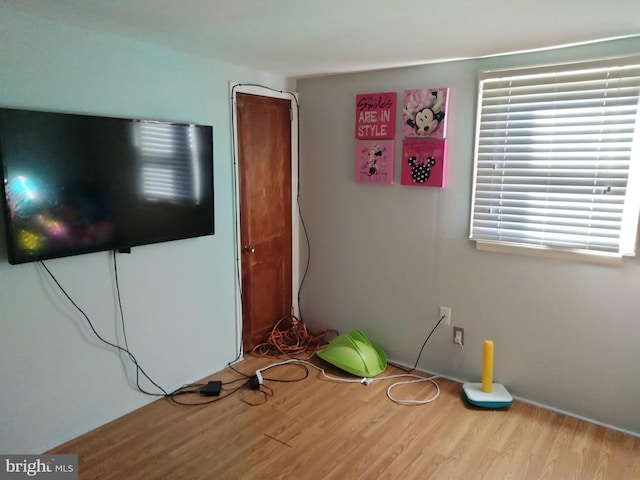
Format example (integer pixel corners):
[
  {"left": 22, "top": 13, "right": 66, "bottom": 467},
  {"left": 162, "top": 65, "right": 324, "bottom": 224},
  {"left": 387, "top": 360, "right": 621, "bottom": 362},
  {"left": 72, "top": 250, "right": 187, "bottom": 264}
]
[{"left": 50, "top": 355, "right": 640, "bottom": 480}]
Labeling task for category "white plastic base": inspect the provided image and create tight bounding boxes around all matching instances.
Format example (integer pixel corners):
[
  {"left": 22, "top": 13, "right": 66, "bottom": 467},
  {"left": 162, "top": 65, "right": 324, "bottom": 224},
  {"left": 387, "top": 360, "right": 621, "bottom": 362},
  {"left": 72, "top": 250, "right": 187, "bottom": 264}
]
[{"left": 462, "top": 382, "right": 513, "bottom": 408}]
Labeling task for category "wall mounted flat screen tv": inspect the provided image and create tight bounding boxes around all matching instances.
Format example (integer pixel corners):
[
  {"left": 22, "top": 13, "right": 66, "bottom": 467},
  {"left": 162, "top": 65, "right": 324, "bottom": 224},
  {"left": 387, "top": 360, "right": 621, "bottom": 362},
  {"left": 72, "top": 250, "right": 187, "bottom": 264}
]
[{"left": 0, "top": 107, "right": 214, "bottom": 265}]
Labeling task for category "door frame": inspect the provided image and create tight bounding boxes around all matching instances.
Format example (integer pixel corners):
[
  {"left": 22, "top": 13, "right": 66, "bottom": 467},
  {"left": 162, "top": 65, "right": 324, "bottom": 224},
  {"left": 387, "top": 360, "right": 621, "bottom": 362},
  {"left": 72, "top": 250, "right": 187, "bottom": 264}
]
[{"left": 230, "top": 82, "right": 300, "bottom": 358}]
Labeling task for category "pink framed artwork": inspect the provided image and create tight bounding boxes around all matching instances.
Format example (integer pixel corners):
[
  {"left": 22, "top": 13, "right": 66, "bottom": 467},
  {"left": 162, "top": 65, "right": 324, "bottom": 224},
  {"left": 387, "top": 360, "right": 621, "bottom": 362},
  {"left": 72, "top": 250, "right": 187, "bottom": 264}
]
[
  {"left": 355, "top": 92, "right": 397, "bottom": 139},
  {"left": 400, "top": 138, "right": 447, "bottom": 188},
  {"left": 355, "top": 139, "right": 395, "bottom": 184},
  {"left": 402, "top": 88, "right": 449, "bottom": 138}
]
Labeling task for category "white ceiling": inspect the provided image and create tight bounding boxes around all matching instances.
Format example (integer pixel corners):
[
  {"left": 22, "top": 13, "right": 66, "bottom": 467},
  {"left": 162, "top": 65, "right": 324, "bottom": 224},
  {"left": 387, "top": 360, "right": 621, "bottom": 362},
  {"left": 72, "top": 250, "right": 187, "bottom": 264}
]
[{"left": 3, "top": 0, "right": 640, "bottom": 78}]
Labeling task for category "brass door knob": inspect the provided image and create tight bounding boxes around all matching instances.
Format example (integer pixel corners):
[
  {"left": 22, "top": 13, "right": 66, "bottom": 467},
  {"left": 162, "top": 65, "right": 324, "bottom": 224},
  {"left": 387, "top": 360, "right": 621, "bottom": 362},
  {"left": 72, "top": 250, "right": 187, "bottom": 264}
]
[{"left": 242, "top": 245, "right": 256, "bottom": 254}]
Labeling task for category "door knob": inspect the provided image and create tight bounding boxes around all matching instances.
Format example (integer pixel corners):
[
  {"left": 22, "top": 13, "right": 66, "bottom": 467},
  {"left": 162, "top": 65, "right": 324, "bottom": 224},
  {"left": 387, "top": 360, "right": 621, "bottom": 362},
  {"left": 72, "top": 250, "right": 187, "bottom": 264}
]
[{"left": 242, "top": 245, "right": 256, "bottom": 254}]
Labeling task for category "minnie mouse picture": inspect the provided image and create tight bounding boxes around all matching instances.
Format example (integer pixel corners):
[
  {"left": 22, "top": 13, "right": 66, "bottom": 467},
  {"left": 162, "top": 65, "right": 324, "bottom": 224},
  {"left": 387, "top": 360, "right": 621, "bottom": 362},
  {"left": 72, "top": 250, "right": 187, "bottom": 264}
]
[
  {"left": 355, "top": 139, "right": 395, "bottom": 185},
  {"left": 403, "top": 88, "right": 449, "bottom": 138},
  {"left": 364, "top": 144, "right": 384, "bottom": 176}
]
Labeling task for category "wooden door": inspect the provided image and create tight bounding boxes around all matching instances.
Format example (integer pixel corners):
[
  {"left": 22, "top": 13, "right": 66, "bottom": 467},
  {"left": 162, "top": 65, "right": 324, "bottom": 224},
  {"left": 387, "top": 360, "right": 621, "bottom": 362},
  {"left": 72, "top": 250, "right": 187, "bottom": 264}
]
[{"left": 236, "top": 93, "right": 292, "bottom": 352}]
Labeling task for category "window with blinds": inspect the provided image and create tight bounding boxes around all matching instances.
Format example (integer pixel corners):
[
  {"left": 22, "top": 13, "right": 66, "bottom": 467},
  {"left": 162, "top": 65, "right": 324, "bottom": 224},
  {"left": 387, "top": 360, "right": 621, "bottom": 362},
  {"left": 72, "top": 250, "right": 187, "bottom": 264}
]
[{"left": 469, "top": 56, "right": 640, "bottom": 260}]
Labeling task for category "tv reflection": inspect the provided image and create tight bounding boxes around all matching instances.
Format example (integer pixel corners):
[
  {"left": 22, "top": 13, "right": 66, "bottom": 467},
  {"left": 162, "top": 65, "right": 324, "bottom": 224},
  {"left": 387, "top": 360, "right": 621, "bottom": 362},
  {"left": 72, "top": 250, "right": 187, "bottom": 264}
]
[{"left": 7, "top": 175, "right": 115, "bottom": 256}]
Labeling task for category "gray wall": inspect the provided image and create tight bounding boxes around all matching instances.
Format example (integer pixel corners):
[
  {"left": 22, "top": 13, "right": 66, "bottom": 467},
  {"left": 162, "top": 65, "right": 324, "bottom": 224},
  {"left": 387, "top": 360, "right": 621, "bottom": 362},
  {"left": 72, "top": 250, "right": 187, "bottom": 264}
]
[
  {"left": 0, "top": 10, "right": 291, "bottom": 453},
  {"left": 298, "top": 37, "right": 640, "bottom": 434}
]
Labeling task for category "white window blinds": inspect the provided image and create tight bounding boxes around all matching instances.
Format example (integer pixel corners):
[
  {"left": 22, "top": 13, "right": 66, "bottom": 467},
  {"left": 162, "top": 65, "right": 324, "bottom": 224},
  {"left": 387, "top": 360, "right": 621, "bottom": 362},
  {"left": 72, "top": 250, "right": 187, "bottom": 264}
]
[{"left": 469, "top": 56, "right": 640, "bottom": 258}]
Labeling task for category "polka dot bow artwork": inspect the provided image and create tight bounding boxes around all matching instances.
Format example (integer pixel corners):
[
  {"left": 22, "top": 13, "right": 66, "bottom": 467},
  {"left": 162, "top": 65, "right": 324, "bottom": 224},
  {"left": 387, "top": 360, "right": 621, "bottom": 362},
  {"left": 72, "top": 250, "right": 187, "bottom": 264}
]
[{"left": 401, "top": 138, "right": 447, "bottom": 188}]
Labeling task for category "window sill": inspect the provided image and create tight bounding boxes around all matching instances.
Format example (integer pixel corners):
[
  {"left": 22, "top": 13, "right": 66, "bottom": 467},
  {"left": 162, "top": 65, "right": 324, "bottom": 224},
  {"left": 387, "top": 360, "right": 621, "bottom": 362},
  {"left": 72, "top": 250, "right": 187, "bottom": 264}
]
[{"left": 473, "top": 240, "right": 625, "bottom": 266}]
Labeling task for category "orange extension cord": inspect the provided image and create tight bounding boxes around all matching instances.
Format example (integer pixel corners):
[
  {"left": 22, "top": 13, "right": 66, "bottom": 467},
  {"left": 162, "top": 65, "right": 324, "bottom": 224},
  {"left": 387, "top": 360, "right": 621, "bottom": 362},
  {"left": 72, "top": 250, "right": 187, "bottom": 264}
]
[{"left": 251, "top": 315, "right": 337, "bottom": 359}]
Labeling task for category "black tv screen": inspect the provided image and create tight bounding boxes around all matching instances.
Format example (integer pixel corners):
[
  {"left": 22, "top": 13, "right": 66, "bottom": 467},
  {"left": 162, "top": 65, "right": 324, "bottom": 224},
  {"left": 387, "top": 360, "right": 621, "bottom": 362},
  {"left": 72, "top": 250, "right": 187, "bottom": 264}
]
[{"left": 0, "top": 107, "right": 214, "bottom": 265}]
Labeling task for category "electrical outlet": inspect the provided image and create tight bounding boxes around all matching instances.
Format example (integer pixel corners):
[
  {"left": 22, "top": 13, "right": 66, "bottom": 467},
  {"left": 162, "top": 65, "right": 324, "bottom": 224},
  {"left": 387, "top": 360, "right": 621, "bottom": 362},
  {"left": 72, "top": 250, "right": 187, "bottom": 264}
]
[
  {"left": 439, "top": 306, "right": 451, "bottom": 326},
  {"left": 453, "top": 327, "right": 464, "bottom": 345}
]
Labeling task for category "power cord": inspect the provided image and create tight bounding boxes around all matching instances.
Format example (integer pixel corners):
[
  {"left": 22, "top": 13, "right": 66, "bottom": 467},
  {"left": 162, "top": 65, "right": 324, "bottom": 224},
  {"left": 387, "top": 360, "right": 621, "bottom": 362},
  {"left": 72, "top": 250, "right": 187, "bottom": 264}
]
[
  {"left": 40, "top": 257, "right": 251, "bottom": 406},
  {"left": 227, "top": 360, "right": 310, "bottom": 406},
  {"left": 247, "top": 314, "right": 453, "bottom": 406},
  {"left": 167, "top": 378, "right": 248, "bottom": 406},
  {"left": 41, "top": 256, "right": 321, "bottom": 407},
  {"left": 40, "top": 255, "right": 452, "bottom": 407},
  {"left": 111, "top": 252, "right": 168, "bottom": 396},
  {"left": 251, "top": 315, "right": 337, "bottom": 359},
  {"left": 39, "top": 260, "right": 169, "bottom": 397},
  {"left": 401, "top": 314, "right": 446, "bottom": 373},
  {"left": 254, "top": 359, "right": 441, "bottom": 405}
]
